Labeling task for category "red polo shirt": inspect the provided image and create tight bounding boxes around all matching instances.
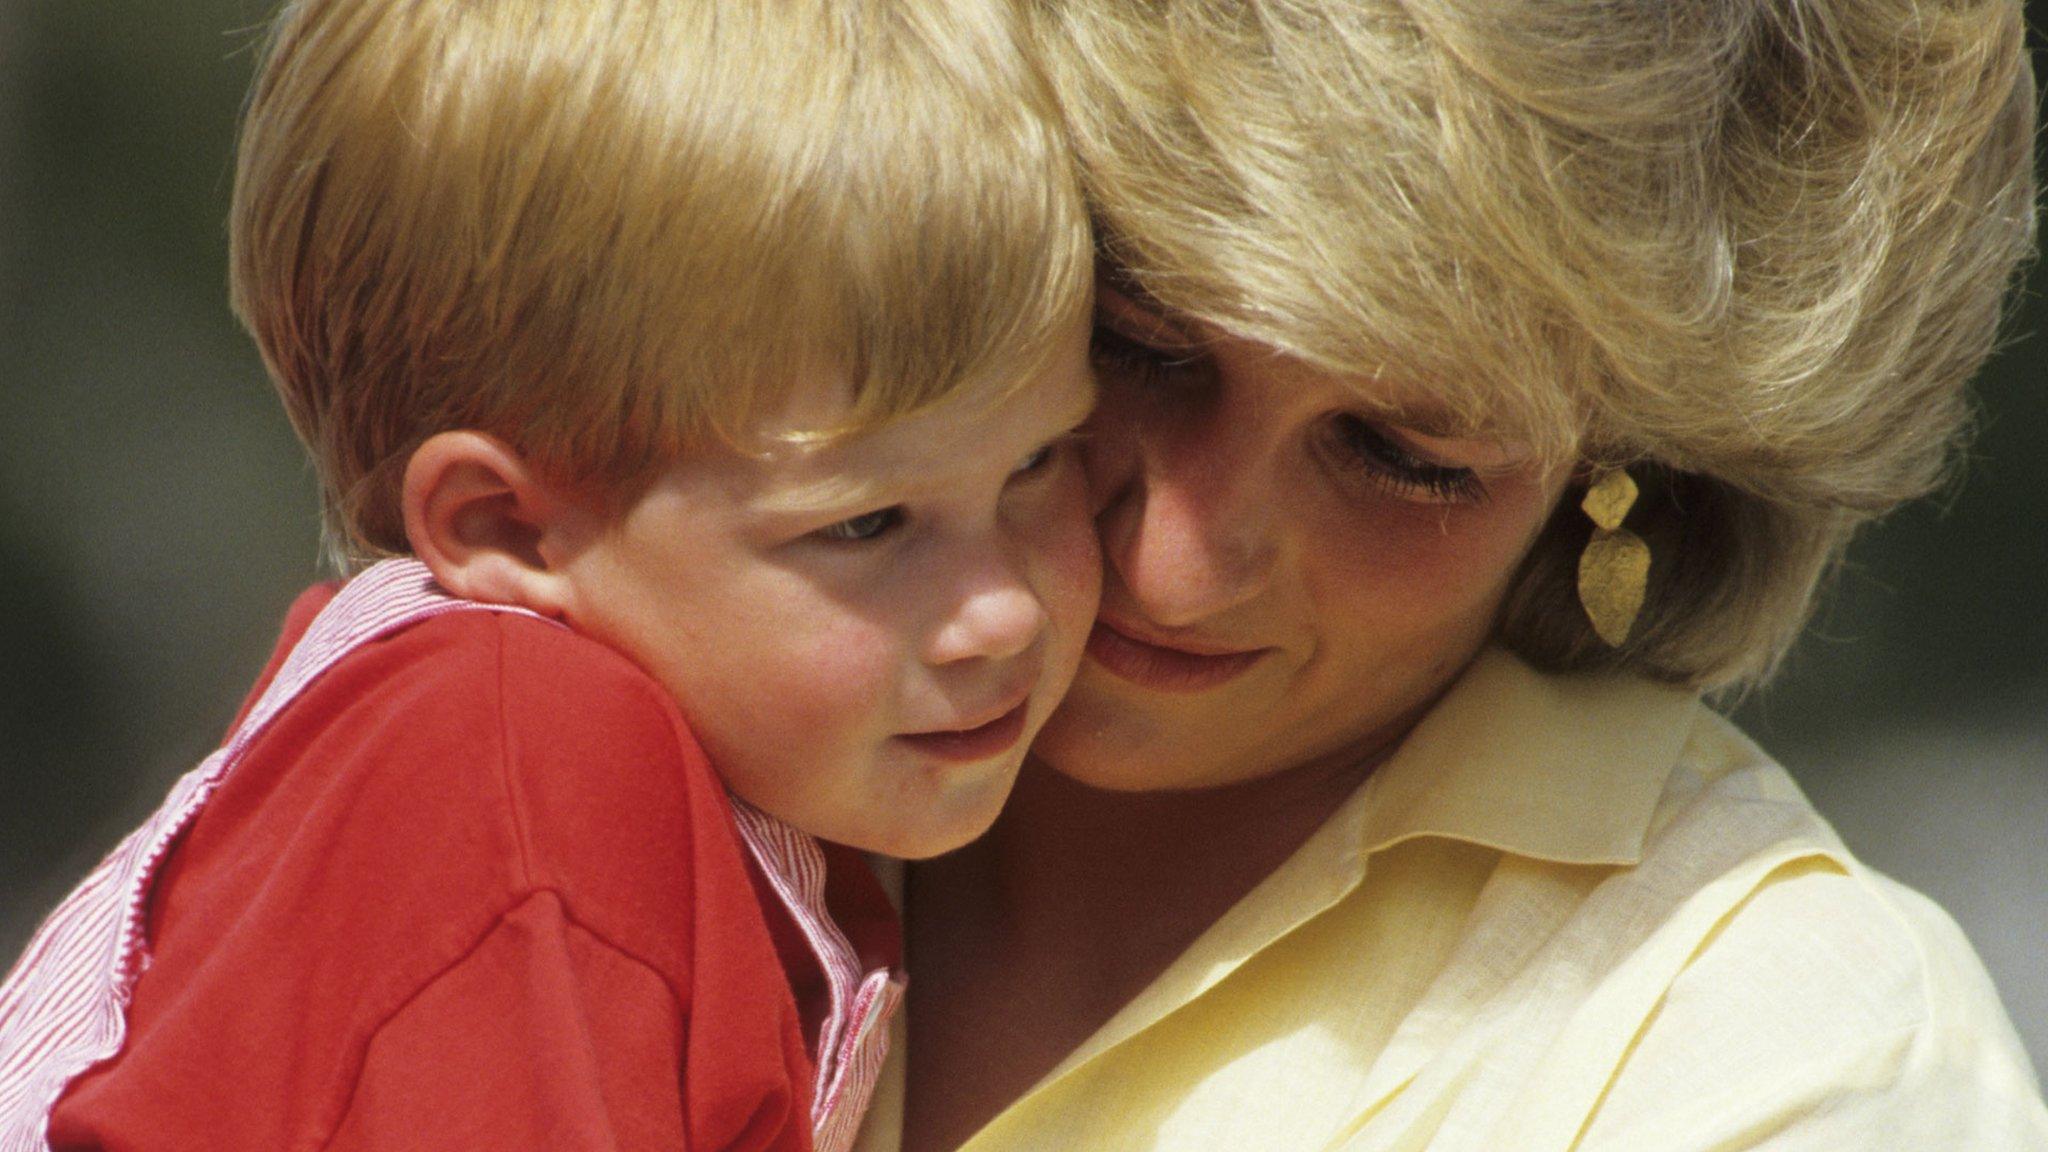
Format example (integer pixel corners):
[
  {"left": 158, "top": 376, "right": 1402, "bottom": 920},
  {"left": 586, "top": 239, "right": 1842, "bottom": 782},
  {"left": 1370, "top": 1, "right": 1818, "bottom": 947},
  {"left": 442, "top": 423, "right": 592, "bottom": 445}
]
[{"left": 46, "top": 585, "right": 872, "bottom": 1151}]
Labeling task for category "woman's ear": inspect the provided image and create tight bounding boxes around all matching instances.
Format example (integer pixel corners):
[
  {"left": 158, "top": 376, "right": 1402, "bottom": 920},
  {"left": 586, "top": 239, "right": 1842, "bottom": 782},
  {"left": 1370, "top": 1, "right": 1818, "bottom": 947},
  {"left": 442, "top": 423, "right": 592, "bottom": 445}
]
[{"left": 400, "top": 431, "right": 594, "bottom": 617}]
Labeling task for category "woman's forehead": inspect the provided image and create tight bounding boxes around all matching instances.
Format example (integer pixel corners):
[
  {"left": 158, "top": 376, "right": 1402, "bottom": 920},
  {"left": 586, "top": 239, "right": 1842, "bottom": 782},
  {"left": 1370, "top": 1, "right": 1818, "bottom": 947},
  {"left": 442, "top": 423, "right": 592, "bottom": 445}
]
[{"left": 1099, "top": 277, "right": 1562, "bottom": 453}]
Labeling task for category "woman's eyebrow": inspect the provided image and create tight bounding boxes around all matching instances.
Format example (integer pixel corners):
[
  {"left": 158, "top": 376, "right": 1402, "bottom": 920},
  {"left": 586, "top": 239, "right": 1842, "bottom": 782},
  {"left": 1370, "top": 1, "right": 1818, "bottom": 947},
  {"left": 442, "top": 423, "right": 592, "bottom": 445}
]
[
  {"left": 1094, "top": 279, "right": 1514, "bottom": 453},
  {"left": 1096, "top": 284, "right": 1202, "bottom": 350},
  {"left": 1381, "top": 406, "right": 1471, "bottom": 441}
]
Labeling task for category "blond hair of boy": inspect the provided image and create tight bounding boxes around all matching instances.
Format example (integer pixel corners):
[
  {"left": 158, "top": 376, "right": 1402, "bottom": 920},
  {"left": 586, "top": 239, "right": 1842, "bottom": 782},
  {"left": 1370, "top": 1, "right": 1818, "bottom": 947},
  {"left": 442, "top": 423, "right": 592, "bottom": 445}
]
[
  {"left": 0, "top": 1, "right": 1099, "bottom": 1147},
  {"left": 232, "top": 0, "right": 1094, "bottom": 566}
]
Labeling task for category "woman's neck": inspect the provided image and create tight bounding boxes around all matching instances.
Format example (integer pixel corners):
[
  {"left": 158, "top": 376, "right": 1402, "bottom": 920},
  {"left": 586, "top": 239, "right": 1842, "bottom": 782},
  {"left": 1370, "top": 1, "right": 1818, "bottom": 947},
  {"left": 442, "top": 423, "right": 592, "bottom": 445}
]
[
  {"left": 901, "top": 748, "right": 1389, "bottom": 1152},
  {"left": 983, "top": 751, "right": 1379, "bottom": 978}
]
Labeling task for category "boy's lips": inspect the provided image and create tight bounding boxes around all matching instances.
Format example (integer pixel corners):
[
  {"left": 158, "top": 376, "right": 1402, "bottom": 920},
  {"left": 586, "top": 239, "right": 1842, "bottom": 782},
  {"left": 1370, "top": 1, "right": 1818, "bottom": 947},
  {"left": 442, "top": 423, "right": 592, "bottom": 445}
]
[
  {"left": 895, "top": 699, "right": 1032, "bottom": 763},
  {"left": 1085, "top": 618, "right": 1267, "bottom": 693}
]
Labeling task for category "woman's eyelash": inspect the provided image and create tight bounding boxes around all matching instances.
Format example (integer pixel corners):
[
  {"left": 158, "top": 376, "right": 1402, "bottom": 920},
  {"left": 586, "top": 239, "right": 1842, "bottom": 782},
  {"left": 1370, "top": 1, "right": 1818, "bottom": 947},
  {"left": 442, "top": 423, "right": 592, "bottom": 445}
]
[
  {"left": 1328, "top": 416, "right": 1487, "bottom": 504},
  {"left": 1093, "top": 316, "right": 1485, "bottom": 505},
  {"left": 1089, "top": 323, "right": 1202, "bottom": 383}
]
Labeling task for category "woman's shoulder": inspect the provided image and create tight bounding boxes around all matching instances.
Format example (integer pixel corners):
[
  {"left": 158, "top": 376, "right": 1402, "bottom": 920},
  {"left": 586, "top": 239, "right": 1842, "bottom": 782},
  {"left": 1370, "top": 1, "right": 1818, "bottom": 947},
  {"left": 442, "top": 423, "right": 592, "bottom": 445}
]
[
  {"left": 1630, "top": 708, "right": 2021, "bottom": 1036},
  {"left": 1568, "top": 708, "right": 2047, "bottom": 1147}
]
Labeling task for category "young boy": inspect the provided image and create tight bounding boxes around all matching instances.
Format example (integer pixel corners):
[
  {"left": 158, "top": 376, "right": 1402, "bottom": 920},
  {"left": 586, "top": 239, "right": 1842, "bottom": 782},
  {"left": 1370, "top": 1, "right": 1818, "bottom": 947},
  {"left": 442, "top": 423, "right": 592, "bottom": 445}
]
[{"left": 0, "top": 1, "right": 1097, "bottom": 1149}]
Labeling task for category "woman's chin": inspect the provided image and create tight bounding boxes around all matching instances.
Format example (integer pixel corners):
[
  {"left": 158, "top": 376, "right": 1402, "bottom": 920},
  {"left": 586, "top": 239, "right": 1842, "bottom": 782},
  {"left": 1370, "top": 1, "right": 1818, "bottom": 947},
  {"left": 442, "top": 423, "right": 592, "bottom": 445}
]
[{"left": 1028, "top": 696, "right": 1233, "bottom": 794}]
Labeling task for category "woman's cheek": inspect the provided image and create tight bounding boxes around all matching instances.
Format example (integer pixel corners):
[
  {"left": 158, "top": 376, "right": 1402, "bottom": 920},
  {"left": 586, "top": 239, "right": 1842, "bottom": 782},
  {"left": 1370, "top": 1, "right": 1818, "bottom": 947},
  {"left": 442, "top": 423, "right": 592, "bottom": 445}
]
[
  {"left": 1028, "top": 471, "right": 1106, "bottom": 671},
  {"left": 1313, "top": 485, "right": 1550, "bottom": 626}
]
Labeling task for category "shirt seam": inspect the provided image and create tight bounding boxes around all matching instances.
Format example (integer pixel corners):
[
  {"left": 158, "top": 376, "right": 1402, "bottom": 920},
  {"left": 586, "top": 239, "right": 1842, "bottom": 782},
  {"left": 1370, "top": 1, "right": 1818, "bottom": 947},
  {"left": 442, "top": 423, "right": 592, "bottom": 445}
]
[
  {"left": 1570, "top": 853, "right": 1964, "bottom": 1150},
  {"left": 1854, "top": 864, "right": 1964, "bottom": 1046},
  {"left": 1576, "top": 1016, "right": 1949, "bottom": 1150},
  {"left": 491, "top": 617, "right": 539, "bottom": 891},
  {"left": 312, "top": 886, "right": 690, "bottom": 1152}
]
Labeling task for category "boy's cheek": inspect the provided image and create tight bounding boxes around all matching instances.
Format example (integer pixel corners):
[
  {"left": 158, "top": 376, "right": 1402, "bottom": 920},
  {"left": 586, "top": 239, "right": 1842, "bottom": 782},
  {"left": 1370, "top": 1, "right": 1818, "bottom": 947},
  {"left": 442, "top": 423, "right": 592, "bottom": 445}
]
[
  {"left": 672, "top": 605, "right": 901, "bottom": 754},
  {"left": 696, "top": 644, "right": 891, "bottom": 831},
  {"left": 772, "top": 617, "right": 909, "bottom": 746}
]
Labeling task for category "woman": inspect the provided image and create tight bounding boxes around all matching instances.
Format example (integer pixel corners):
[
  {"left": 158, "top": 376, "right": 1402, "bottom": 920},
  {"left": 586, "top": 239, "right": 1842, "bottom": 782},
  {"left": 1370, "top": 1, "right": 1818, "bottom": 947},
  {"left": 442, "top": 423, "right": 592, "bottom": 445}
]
[{"left": 859, "top": 0, "right": 2045, "bottom": 1149}]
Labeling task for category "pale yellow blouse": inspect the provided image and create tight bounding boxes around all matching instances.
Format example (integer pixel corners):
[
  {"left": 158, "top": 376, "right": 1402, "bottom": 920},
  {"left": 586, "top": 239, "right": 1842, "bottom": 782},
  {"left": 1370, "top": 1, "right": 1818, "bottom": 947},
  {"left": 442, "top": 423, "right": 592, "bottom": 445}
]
[{"left": 855, "top": 649, "right": 2048, "bottom": 1151}]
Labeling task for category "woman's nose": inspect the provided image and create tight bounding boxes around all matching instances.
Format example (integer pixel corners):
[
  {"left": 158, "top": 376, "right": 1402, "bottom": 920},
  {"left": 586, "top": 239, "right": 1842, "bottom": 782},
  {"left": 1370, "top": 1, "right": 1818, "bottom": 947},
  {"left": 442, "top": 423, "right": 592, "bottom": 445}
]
[{"left": 1090, "top": 402, "right": 1278, "bottom": 628}]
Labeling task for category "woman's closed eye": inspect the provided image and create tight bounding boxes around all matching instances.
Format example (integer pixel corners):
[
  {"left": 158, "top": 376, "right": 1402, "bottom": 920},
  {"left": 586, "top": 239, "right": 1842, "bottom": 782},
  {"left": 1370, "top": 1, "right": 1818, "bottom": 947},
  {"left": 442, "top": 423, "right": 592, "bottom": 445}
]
[
  {"left": 1090, "top": 323, "right": 1210, "bottom": 389},
  {"left": 1090, "top": 285, "right": 1210, "bottom": 390},
  {"left": 1319, "top": 414, "right": 1487, "bottom": 505}
]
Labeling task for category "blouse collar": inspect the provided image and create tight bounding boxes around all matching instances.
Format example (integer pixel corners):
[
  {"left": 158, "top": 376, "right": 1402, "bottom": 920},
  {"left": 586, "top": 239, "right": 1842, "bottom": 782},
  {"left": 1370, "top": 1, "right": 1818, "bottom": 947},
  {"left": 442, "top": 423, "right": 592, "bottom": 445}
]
[
  {"left": 1025, "top": 646, "right": 1701, "bottom": 1094},
  {"left": 1353, "top": 647, "right": 1700, "bottom": 866}
]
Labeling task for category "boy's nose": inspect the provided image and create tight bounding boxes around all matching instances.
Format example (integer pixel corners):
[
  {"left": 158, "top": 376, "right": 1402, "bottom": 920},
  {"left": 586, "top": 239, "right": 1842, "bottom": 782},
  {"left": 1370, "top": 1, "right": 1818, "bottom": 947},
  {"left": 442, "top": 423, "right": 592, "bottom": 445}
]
[{"left": 924, "top": 560, "right": 1050, "bottom": 667}]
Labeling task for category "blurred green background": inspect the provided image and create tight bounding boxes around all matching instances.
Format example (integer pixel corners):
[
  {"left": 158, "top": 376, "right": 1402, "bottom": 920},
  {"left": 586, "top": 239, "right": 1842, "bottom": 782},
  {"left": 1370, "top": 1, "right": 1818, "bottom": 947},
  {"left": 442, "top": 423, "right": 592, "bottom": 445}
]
[{"left": 2, "top": 0, "right": 2043, "bottom": 1075}]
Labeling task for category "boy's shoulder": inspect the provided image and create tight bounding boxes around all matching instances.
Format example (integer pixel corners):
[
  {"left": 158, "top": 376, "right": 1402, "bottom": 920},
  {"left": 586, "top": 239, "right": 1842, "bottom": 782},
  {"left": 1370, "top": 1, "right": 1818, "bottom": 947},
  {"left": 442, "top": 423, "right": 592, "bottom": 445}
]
[
  {"left": 153, "top": 589, "right": 771, "bottom": 1050},
  {"left": 253, "top": 599, "right": 738, "bottom": 905},
  {"left": 371, "top": 599, "right": 704, "bottom": 762},
  {"left": 43, "top": 592, "right": 811, "bottom": 1151},
  {"left": 244, "top": 580, "right": 699, "bottom": 761},
  {"left": 152, "top": 594, "right": 754, "bottom": 1002}
]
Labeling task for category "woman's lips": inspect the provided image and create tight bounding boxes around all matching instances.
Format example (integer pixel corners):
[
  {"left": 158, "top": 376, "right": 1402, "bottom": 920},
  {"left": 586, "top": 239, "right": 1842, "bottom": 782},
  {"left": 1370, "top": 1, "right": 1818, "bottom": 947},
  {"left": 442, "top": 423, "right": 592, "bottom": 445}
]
[
  {"left": 1084, "top": 620, "right": 1266, "bottom": 693},
  {"left": 895, "top": 700, "right": 1032, "bottom": 763}
]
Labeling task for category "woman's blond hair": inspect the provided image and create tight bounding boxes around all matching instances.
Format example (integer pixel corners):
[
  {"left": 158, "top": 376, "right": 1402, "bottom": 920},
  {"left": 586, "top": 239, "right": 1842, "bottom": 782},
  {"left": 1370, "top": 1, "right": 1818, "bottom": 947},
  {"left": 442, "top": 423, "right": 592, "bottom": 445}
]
[
  {"left": 232, "top": 0, "right": 1091, "bottom": 566},
  {"left": 1033, "top": 0, "right": 2036, "bottom": 688}
]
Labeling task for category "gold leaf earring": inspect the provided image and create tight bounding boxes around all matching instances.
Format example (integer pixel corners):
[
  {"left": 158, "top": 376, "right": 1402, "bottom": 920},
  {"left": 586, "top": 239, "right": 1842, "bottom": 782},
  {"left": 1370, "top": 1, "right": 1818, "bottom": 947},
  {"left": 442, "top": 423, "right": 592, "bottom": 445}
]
[{"left": 1577, "top": 469, "right": 1650, "bottom": 646}]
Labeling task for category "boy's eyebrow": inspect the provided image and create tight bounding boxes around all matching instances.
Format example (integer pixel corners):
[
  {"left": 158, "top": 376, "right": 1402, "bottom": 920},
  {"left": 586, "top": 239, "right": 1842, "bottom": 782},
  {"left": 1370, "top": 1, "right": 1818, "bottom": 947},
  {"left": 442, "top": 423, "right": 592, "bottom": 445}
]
[
  {"left": 752, "top": 469, "right": 897, "bottom": 518},
  {"left": 752, "top": 382, "right": 1097, "bottom": 519}
]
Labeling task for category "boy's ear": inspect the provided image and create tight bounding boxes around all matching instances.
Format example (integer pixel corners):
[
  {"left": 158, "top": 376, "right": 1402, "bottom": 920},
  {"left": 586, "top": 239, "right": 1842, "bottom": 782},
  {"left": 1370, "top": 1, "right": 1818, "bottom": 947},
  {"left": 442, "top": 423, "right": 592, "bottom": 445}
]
[{"left": 400, "top": 431, "right": 594, "bottom": 617}]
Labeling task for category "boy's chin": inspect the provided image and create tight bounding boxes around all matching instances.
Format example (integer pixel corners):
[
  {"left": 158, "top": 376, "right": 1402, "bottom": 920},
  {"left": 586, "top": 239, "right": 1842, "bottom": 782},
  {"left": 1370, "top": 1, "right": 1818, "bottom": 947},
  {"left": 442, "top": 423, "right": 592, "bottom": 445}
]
[{"left": 839, "top": 759, "right": 1022, "bottom": 861}]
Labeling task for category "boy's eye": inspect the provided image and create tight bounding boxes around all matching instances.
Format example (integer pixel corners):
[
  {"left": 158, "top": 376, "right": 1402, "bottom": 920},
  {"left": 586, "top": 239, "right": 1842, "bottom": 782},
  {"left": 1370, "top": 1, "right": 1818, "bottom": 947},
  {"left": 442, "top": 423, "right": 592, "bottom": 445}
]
[{"left": 815, "top": 507, "right": 903, "bottom": 542}]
